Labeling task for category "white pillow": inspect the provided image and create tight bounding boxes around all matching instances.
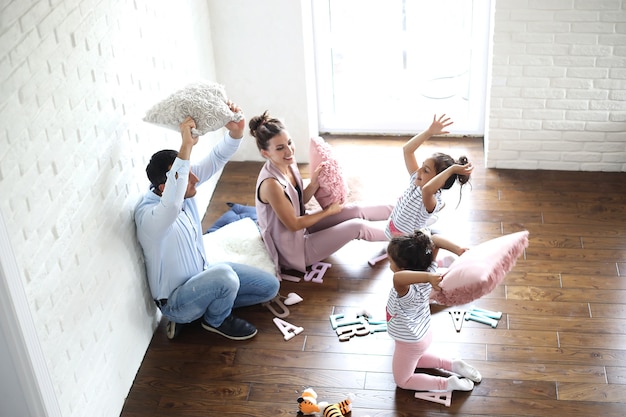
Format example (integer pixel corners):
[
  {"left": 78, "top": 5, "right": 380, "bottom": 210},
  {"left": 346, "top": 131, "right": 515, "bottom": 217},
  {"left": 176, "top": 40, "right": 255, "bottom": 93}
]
[
  {"left": 202, "top": 217, "right": 275, "bottom": 276},
  {"left": 143, "top": 81, "right": 243, "bottom": 136}
]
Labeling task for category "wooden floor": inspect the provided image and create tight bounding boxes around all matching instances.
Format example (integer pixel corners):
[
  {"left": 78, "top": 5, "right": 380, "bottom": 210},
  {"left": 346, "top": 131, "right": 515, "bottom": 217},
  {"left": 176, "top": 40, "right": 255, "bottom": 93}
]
[{"left": 121, "top": 137, "right": 626, "bottom": 417}]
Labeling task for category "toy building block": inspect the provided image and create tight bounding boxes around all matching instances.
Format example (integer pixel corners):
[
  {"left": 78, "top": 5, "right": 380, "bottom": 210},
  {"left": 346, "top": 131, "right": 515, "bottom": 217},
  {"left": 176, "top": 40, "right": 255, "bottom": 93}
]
[
  {"left": 263, "top": 295, "right": 290, "bottom": 318},
  {"left": 449, "top": 310, "right": 465, "bottom": 332},
  {"left": 414, "top": 391, "right": 452, "bottom": 407},
  {"left": 470, "top": 307, "right": 502, "bottom": 320},
  {"left": 336, "top": 317, "right": 370, "bottom": 341},
  {"left": 279, "top": 273, "right": 301, "bottom": 282},
  {"left": 335, "top": 318, "right": 387, "bottom": 341},
  {"left": 368, "top": 322, "right": 387, "bottom": 333},
  {"left": 273, "top": 317, "right": 303, "bottom": 341},
  {"left": 330, "top": 312, "right": 369, "bottom": 329},
  {"left": 464, "top": 306, "right": 502, "bottom": 328},
  {"left": 368, "top": 252, "right": 388, "bottom": 266},
  {"left": 304, "top": 262, "right": 331, "bottom": 283},
  {"left": 331, "top": 312, "right": 387, "bottom": 340},
  {"left": 356, "top": 308, "right": 374, "bottom": 319},
  {"left": 465, "top": 313, "right": 498, "bottom": 328},
  {"left": 283, "top": 292, "right": 303, "bottom": 306}
]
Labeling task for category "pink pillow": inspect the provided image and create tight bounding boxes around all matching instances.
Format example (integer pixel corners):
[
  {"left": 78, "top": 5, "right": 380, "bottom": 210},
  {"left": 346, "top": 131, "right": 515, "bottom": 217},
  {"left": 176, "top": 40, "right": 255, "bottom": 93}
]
[
  {"left": 308, "top": 136, "right": 349, "bottom": 209},
  {"left": 430, "top": 231, "right": 529, "bottom": 306}
]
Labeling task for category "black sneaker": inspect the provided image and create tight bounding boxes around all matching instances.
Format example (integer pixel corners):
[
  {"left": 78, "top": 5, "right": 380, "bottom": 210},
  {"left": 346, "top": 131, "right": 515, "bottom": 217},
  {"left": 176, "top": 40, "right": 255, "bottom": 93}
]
[
  {"left": 166, "top": 321, "right": 181, "bottom": 340},
  {"left": 201, "top": 314, "right": 257, "bottom": 340}
]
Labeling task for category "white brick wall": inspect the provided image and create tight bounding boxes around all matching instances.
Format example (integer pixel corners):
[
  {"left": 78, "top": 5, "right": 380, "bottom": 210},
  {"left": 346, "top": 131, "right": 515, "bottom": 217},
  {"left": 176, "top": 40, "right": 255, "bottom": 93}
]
[
  {"left": 0, "top": 0, "right": 221, "bottom": 416},
  {"left": 487, "top": 0, "right": 626, "bottom": 171}
]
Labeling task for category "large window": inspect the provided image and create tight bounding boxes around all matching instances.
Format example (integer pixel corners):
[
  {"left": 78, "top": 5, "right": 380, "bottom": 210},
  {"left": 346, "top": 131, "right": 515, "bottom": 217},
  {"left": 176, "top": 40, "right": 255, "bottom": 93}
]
[{"left": 312, "top": 0, "right": 492, "bottom": 135}]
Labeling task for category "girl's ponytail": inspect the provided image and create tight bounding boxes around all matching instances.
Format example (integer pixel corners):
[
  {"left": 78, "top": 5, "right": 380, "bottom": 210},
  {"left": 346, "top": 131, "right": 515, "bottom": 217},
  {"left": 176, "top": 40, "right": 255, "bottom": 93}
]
[
  {"left": 432, "top": 152, "right": 472, "bottom": 208},
  {"left": 456, "top": 155, "right": 471, "bottom": 185},
  {"left": 454, "top": 155, "right": 472, "bottom": 208}
]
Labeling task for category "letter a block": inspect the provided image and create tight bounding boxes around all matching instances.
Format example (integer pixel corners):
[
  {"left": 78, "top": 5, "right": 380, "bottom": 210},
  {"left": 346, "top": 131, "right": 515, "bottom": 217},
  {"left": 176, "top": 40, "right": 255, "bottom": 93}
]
[
  {"left": 415, "top": 391, "right": 452, "bottom": 407},
  {"left": 273, "top": 317, "right": 304, "bottom": 341}
]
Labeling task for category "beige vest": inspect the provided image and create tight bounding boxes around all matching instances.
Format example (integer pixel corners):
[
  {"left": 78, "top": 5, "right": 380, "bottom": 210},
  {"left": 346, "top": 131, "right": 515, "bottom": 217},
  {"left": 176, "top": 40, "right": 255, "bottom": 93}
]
[{"left": 255, "top": 160, "right": 307, "bottom": 274}]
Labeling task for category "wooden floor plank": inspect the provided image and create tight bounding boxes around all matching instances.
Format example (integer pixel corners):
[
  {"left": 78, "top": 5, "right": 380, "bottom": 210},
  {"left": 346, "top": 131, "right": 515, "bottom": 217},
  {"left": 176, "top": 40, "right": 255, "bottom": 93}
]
[
  {"left": 590, "top": 303, "right": 626, "bottom": 319},
  {"left": 507, "top": 315, "right": 626, "bottom": 334},
  {"left": 506, "top": 285, "right": 626, "bottom": 303},
  {"left": 487, "top": 344, "right": 626, "bottom": 367},
  {"left": 558, "top": 331, "right": 626, "bottom": 350},
  {"left": 557, "top": 382, "right": 626, "bottom": 403},
  {"left": 561, "top": 275, "right": 626, "bottom": 290}
]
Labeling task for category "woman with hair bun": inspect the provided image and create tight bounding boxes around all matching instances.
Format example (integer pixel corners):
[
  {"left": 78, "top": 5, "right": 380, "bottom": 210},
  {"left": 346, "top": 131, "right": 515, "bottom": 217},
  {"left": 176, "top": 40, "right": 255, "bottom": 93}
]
[
  {"left": 249, "top": 110, "right": 393, "bottom": 277},
  {"left": 385, "top": 114, "right": 474, "bottom": 239}
]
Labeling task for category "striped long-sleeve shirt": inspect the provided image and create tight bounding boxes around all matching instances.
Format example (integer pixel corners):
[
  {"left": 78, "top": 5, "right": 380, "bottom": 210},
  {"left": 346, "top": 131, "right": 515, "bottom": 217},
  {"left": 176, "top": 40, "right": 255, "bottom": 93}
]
[
  {"left": 385, "top": 262, "right": 437, "bottom": 343},
  {"left": 385, "top": 171, "right": 443, "bottom": 239}
]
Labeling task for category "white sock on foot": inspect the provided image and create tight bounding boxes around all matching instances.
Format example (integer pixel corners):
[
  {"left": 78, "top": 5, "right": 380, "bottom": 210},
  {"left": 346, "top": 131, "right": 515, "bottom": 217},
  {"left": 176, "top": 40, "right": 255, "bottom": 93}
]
[
  {"left": 452, "top": 359, "right": 482, "bottom": 383},
  {"left": 446, "top": 375, "right": 474, "bottom": 391}
]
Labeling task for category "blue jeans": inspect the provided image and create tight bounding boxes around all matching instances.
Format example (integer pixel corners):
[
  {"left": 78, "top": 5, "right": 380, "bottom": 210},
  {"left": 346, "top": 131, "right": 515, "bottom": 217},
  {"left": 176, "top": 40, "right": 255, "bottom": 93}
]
[{"left": 160, "top": 262, "right": 279, "bottom": 327}]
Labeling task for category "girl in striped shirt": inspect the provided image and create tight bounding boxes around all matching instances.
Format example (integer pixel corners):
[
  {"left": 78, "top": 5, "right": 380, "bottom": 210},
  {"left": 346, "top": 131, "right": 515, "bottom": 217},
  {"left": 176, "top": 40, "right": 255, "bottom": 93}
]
[
  {"left": 385, "top": 114, "right": 473, "bottom": 239},
  {"left": 385, "top": 230, "right": 482, "bottom": 392}
]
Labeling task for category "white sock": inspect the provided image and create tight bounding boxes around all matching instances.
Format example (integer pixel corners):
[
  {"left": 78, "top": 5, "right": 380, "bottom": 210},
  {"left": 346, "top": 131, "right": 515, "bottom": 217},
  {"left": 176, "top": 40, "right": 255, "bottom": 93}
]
[
  {"left": 446, "top": 375, "right": 474, "bottom": 391},
  {"left": 452, "top": 359, "right": 482, "bottom": 383}
]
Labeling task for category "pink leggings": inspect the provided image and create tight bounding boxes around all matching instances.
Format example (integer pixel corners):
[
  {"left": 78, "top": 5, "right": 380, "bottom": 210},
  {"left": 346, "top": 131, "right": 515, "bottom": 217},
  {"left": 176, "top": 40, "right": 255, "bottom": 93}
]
[
  {"left": 304, "top": 203, "right": 393, "bottom": 266},
  {"left": 392, "top": 330, "right": 453, "bottom": 391}
]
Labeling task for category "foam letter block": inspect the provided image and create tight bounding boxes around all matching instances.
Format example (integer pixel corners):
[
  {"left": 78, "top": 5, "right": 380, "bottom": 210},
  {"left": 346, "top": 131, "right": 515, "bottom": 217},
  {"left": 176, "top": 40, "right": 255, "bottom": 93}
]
[
  {"left": 470, "top": 307, "right": 502, "bottom": 320},
  {"left": 368, "top": 322, "right": 387, "bottom": 333},
  {"left": 368, "top": 253, "right": 388, "bottom": 266},
  {"left": 329, "top": 313, "right": 364, "bottom": 329},
  {"left": 273, "top": 317, "right": 303, "bottom": 341},
  {"left": 279, "top": 273, "right": 302, "bottom": 282},
  {"left": 304, "top": 262, "right": 331, "bottom": 283},
  {"left": 464, "top": 306, "right": 502, "bottom": 328},
  {"left": 414, "top": 391, "right": 451, "bottom": 407},
  {"left": 263, "top": 295, "right": 290, "bottom": 318},
  {"left": 283, "top": 292, "right": 303, "bottom": 306},
  {"left": 449, "top": 310, "right": 465, "bottom": 332},
  {"left": 336, "top": 318, "right": 370, "bottom": 341},
  {"left": 465, "top": 313, "right": 498, "bottom": 328}
]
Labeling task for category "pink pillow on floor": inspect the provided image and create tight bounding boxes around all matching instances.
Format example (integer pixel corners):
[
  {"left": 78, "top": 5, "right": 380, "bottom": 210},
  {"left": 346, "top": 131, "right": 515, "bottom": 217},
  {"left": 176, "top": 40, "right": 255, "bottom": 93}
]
[
  {"left": 308, "top": 136, "right": 349, "bottom": 209},
  {"left": 430, "top": 231, "right": 529, "bottom": 306}
]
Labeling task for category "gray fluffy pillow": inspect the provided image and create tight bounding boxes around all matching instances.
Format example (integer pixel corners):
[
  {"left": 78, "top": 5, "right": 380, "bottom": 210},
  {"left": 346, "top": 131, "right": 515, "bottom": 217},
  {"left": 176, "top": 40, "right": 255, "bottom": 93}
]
[{"left": 143, "top": 81, "right": 243, "bottom": 136}]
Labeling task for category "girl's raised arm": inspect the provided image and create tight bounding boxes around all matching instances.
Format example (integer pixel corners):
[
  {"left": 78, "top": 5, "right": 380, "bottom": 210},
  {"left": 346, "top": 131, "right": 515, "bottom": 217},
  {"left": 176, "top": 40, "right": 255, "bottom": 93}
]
[
  {"left": 393, "top": 270, "right": 442, "bottom": 297},
  {"left": 402, "top": 114, "right": 453, "bottom": 175}
]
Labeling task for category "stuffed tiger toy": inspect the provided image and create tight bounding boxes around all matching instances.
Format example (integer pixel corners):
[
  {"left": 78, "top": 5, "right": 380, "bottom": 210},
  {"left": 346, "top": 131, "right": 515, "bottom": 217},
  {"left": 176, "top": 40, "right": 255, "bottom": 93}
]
[
  {"left": 297, "top": 388, "right": 322, "bottom": 415},
  {"left": 297, "top": 387, "right": 354, "bottom": 416},
  {"left": 322, "top": 398, "right": 352, "bottom": 417}
]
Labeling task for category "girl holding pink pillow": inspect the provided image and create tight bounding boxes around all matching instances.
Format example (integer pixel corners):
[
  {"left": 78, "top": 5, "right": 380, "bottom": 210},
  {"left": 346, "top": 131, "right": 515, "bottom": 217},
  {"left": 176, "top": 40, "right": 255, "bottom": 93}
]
[
  {"left": 386, "top": 229, "right": 482, "bottom": 393},
  {"left": 386, "top": 114, "right": 473, "bottom": 239},
  {"left": 250, "top": 111, "right": 392, "bottom": 277}
]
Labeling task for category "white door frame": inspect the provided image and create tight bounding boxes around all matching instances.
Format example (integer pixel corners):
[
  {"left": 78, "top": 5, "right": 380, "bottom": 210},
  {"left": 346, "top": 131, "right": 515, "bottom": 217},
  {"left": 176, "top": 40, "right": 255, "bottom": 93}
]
[{"left": 0, "top": 209, "right": 62, "bottom": 417}]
